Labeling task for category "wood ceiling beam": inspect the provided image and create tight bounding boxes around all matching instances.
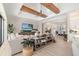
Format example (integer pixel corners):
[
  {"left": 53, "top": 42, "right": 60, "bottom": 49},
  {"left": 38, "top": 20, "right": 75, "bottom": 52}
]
[
  {"left": 20, "top": 5, "right": 47, "bottom": 18},
  {"left": 41, "top": 3, "right": 60, "bottom": 14}
]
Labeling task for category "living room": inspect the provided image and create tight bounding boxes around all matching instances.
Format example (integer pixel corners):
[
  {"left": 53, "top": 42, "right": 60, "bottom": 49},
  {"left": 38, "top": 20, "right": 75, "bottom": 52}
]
[{"left": 0, "top": 3, "right": 79, "bottom": 56}]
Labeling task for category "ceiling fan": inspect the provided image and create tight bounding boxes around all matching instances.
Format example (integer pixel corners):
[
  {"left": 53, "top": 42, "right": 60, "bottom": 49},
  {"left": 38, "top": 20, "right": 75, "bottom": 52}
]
[{"left": 20, "top": 5, "right": 47, "bottom": 18}]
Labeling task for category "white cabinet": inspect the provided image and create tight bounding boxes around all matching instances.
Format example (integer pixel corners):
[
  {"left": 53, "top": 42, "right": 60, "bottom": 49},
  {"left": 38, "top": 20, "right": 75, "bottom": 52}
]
[
  {"left": 68, "top": 10, "right": 79, "bottom": 56},
  {"left": 72, "top": 36, "right": 79, "bottom": 56},
  {"left": 72, "top": 43, "right": 79, "bottom": 56}
]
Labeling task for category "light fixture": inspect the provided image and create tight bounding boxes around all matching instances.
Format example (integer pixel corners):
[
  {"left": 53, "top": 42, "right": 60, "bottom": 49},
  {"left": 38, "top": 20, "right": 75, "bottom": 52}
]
[{"left": 40, "top": 4, "right": 43, "bottom": 14}]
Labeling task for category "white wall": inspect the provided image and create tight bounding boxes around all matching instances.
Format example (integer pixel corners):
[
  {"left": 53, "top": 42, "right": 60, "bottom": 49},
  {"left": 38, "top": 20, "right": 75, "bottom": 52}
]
[
  {"left": 0, "top": 3, "right": 7, "bottom": 41},
  {"left": 7, "top": 14, "right": 39, "bottom": 33},
  {"left": 0, "top": 4, "right": 11, "bottom": 56}
]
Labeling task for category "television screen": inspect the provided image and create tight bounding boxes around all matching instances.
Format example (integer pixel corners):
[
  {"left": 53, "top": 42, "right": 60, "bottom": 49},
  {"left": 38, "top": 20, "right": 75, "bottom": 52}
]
[{"left": 22, "top": 23, "right": 33, "bottom": 32}]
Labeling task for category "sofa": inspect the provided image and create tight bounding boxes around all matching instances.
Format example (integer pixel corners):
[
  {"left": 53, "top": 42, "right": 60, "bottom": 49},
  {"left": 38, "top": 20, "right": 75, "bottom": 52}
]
[
  {"left": 0, "top": 33, "right": 25, "bottom": 56},
  {"left": 0, "top": 38, "right": 24, "bottom": 56},
  {"left": 9, "top": 39, "right": 23, "bottom": 55}
]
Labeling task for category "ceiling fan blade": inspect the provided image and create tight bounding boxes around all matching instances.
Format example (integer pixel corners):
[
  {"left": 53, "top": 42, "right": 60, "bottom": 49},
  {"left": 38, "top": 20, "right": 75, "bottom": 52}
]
[
  {"left": 20, "top": 5, "right": 47, "bottom": 18},
  {"left": 41, "top": 3, "right": 60, "bottom": 14}
]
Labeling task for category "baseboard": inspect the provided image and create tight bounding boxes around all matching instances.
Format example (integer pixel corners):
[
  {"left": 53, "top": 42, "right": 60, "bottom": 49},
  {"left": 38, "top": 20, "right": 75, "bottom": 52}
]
[{"left": 12, "top": 51, "right": 22, "bottom": 56}]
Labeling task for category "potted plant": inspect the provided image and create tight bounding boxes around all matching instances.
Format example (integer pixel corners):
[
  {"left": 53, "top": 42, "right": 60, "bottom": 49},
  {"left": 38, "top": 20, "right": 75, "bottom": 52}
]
[
  {"left": 8, "top": 24, "right": 15, "bottom": 34},
  {"left": 8, "top": 24, "right": 15, "bottom": 39},
  {"left": 21, "top": 39, "right": 34, "bottom": 56}
]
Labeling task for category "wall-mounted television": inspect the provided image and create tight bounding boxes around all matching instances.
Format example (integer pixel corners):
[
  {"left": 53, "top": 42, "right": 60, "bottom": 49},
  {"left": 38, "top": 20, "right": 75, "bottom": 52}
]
[{"left": 22, "top": 23, "right": 33, "bottom": 32}]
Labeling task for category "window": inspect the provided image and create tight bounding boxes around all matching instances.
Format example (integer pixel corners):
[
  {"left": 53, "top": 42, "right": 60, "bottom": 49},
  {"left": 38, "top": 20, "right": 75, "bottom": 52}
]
[{"left": 0, "top": 14, "right": 4, "bottom": 47}]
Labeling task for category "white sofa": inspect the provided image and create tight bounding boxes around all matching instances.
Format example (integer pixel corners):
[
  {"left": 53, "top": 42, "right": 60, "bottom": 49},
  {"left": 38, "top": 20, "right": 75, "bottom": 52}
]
[
  {"left": 8, "top": 39, "right": 23, "bottom": 55},
  {"left": 0, "top": 33, "right": 25, "bottom": 56},
  {"left": 0, "top": 38, "right": 23, "bottom": 56}
]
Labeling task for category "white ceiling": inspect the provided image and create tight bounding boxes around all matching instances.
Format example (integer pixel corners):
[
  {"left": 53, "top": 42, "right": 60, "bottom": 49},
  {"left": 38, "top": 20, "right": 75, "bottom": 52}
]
[{"left": 3, "top": 3, "right": 79, "bottom": 21}]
